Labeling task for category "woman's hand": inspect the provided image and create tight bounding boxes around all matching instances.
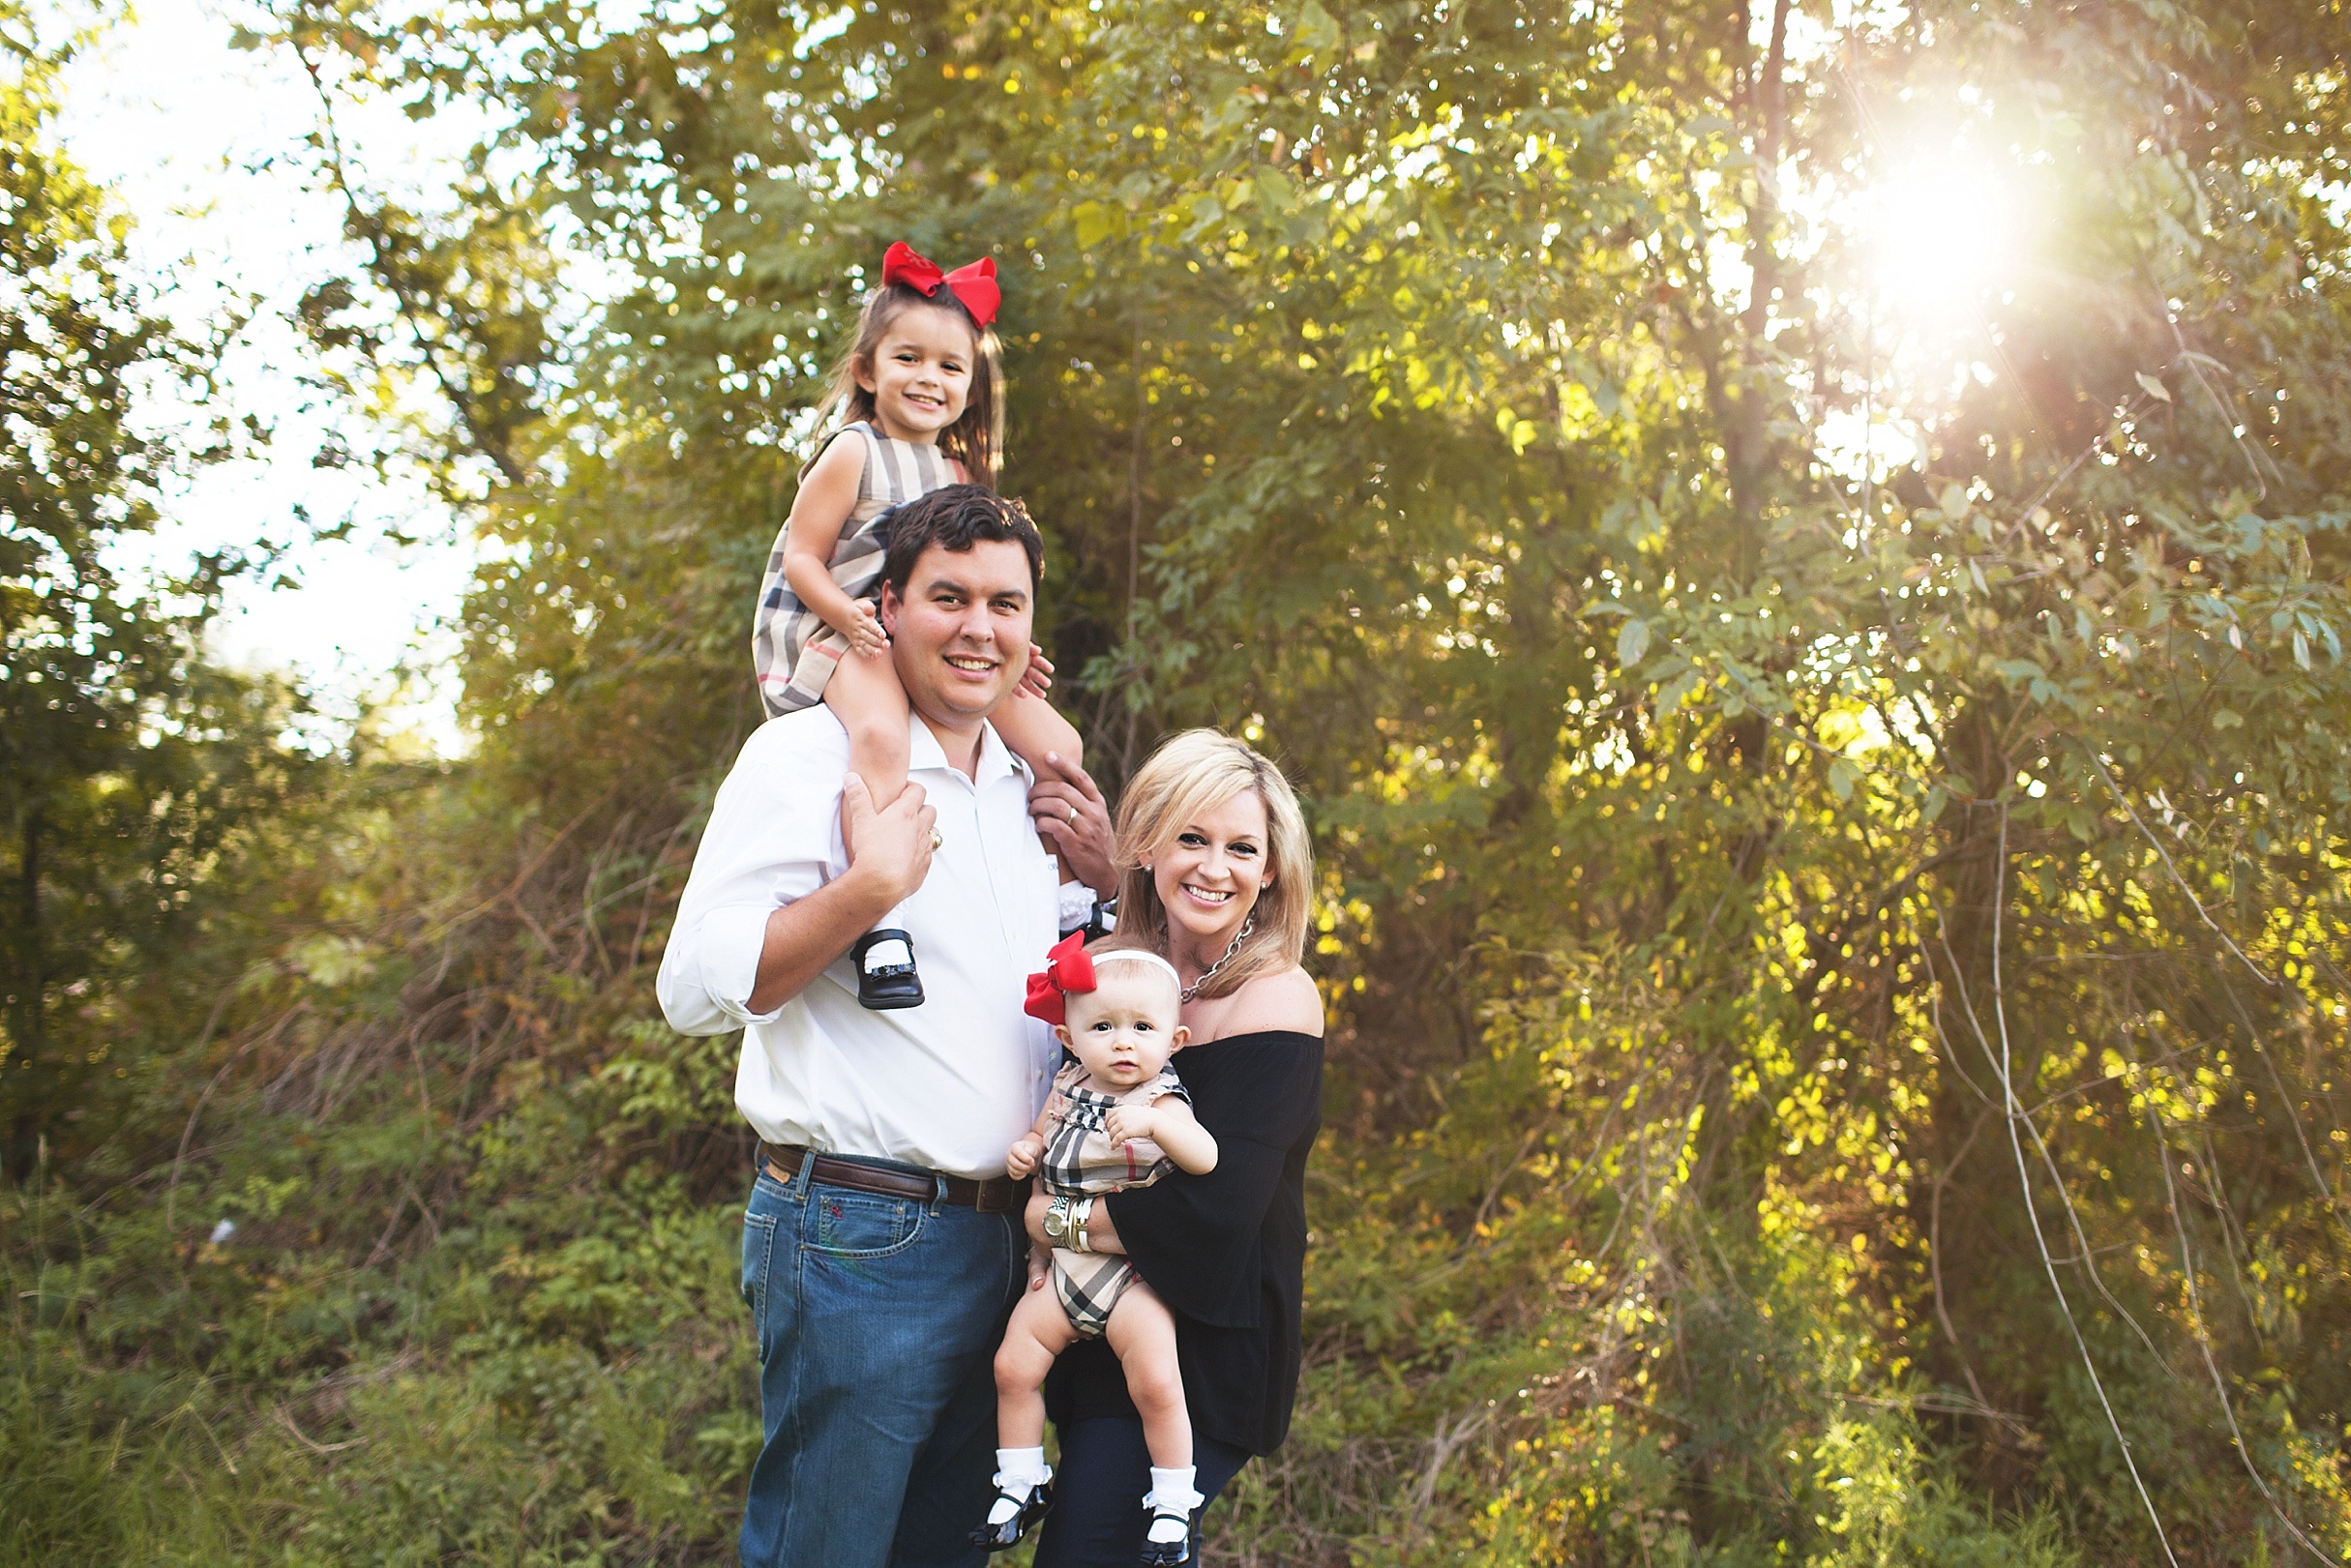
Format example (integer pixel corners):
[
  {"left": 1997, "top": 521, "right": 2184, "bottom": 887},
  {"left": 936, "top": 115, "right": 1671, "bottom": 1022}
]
[
  {"left": 1027, "top": 1243, "right": 1052, "bottom": 1292},
  {"left": 1022, "top": 1187, "right": 1126, "bottom": 1257},
  {"left": 1024, "top": 1189, "right": 1054, "bottom": 1258},
  {"left": 1080, "top": 1199, "right": 1123, "bottom": 1256}
]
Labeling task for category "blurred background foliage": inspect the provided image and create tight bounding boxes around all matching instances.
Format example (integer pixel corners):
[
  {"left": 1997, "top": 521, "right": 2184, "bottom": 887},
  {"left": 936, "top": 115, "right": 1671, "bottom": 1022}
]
[{"left": 7, "top": 0, "right": 2351, "bottom": 1560}]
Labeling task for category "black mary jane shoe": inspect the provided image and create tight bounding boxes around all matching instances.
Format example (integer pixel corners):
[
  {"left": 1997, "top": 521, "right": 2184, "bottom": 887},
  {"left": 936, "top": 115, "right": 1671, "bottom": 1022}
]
[
  {"left": 1136, "top": 1505, "right": 1198, "bottom": 1567},
  {"left": 968, "top": 1479, "right": 1053, "bottom": 1552},
  {"left": 850, "top": 928, "right": 925, "bottom": 1011}
]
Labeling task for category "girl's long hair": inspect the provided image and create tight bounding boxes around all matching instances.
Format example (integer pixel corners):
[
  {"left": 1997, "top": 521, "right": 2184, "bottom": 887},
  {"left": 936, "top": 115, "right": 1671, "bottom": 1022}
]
[
  {"left": 811, "top": 280, "right": 1003, "bottom": 487},
  {"left": 1106, "top": 730, "right": 1314, "bottom": 1001}
]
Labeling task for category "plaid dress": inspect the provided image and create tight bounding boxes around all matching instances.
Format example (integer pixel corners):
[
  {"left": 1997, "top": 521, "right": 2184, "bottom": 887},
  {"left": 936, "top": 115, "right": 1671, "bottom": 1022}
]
[
  {"left": 1039, "top": 1060, "right": 1191, "bottom": 1338},
  {"left": 751, "top": 423, "right": 964, "bottom": 718}
]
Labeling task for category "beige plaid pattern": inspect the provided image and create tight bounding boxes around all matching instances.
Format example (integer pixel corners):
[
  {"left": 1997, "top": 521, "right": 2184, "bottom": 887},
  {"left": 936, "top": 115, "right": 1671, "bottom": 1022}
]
[
  {"left": 1038, "top": 1062, "right": 1188, "bottom": 1339},
  {"left": 752, "top": 423, "right": 961, "bottom": 718},
  {"left": 1052, "top": 1247, "right": 1140, "bottom": 1339}
]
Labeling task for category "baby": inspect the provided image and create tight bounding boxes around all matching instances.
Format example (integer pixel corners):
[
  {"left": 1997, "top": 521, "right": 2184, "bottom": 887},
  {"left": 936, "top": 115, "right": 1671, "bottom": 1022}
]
[{"left": 970, "top": 934, "right": 1217, "bottom": 1564}]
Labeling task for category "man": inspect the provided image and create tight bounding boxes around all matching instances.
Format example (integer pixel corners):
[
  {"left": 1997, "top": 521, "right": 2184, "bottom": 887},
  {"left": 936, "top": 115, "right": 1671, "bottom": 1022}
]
[{"left": 658, "top": 486, "right": 1116, "bottom": 1568}]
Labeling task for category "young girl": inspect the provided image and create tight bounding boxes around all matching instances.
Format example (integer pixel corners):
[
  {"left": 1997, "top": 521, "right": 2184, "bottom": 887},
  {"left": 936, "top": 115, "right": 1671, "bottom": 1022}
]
[
  {"left": 751, "top": 241, "right": 1083, "bottom": 1008},
  {"left": 972, "top": 933, "right": 1216, "bottom": 1565}
]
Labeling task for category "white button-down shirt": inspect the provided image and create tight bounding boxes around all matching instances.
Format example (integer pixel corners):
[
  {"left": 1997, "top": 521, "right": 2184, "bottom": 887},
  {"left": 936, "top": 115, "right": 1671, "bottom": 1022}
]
[{"left": 657, "top": 709, "right": 1061, "bottom": 1178}]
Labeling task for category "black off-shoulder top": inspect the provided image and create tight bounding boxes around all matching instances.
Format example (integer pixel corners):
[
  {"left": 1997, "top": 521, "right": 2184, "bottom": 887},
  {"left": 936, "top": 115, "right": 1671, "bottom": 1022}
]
[{"left": 1041, "top": 1027, "right": 1324, "bottom": 1456}]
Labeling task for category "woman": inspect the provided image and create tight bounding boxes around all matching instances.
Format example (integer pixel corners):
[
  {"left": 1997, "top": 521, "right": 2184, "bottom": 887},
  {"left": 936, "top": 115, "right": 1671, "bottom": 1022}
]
[{"left": 1028, "top": 729, "right": 1325, "bottom": 1567}]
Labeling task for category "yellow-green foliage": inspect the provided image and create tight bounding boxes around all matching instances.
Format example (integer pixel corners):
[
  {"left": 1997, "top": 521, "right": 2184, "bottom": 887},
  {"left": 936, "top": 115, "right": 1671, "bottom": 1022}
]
[{"left": 11, "top": 0, "right": 2351, "bottom": 1562}]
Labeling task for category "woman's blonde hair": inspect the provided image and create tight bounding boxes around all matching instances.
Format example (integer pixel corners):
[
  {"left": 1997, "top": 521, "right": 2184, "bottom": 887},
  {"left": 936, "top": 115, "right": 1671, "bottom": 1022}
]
[{"left": 1108, "top": 730, "right": 1313, "bottom": 1000}]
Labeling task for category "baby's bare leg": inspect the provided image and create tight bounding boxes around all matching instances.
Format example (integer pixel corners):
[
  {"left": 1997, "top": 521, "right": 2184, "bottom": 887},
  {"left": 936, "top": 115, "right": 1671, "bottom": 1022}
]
[
  {"left": 1103, "top": 1280, "right": 1192, "bottom": 1468},
  {"left": 993, "top": 1273, "right": 1082, "bottom": 1450},
  {"left": 822, "top": 644, "right": 912, "bottom": 809}
]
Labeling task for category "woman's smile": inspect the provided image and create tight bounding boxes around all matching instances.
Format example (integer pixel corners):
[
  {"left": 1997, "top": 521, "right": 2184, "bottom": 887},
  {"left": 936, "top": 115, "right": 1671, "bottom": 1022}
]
[{"left": 1151, "top": 787, "right": 1274, "bottom": 974}]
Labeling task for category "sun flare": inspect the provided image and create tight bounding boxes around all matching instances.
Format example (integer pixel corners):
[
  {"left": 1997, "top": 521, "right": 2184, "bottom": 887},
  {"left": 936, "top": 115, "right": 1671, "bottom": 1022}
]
[{"left": 1855, "top": 155, "right": 2025, "bottom": 334}]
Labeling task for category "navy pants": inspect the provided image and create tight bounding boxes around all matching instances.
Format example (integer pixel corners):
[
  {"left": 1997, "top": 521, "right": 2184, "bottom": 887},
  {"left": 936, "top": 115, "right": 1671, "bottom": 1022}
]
[
  {"left": 738, "top": 1160, "right": 1026, "bottom": 1568},
  {"left": 1031, "top": 1416, "right": 1253, "bottom": 1566}
]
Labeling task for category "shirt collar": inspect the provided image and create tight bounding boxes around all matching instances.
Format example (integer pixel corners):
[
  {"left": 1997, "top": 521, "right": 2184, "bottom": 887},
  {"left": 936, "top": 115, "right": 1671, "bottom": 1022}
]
[{"left": 907, "top": 712, "right": 1025, "bottom": 788}]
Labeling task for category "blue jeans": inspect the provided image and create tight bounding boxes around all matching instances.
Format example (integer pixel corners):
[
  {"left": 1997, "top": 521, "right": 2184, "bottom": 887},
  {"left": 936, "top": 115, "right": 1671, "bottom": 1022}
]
[
  {"left": 738, "top": 1158, "right": 1026, "bottom": 1568},
  {"left": 1031, "top": 1417, "right": 1253, "bottom": 1566}
]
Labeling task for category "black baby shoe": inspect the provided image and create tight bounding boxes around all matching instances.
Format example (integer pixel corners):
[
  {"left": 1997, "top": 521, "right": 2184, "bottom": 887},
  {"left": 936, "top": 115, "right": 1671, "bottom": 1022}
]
[
  {"left": 1136, "top": 1500, "right": 1198, "bottom": 1566},
  {"left": 968, "top": 1478, "right": 1053, "bottom": 1551},
  {"left": 851, "top": 928, "right": 924, "bottom": 1010}
]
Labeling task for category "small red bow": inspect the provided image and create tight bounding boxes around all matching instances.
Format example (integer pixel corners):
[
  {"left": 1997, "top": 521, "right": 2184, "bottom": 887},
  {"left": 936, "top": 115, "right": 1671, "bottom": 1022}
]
[
  {"left": 881, "top": 241, "right": 1001, "bottom": 328},
  {"left": 1023, "top": 932, "right": 1095, "bottom": 1025}
]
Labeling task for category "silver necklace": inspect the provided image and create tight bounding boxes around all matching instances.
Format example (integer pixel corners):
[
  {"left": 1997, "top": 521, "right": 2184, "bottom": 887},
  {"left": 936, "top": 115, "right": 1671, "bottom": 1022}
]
[{"left": 1178, "top": 915, "right": 1255, "bottom": 1003}]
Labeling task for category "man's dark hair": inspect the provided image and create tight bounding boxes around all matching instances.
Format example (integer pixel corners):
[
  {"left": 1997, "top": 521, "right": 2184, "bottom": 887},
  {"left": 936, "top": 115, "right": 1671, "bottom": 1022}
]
[{"left": 878, "top": 484, "right": 1045, "bottom": 598}]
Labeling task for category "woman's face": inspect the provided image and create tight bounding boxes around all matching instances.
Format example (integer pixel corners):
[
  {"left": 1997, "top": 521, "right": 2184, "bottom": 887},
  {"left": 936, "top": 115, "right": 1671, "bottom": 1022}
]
[
  {"left": 1150, "top": 788, "right": 1273, "bottom": 957},
  {"left": 856, "top": 302, "right": 975, "bottom": 444}
]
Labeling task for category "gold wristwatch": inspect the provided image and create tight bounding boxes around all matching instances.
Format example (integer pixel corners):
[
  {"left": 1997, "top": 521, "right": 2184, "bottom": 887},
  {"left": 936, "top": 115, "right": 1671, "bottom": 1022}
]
[{"left": 1043, "top": 1195, "right": 1095, "bottom": 1253}]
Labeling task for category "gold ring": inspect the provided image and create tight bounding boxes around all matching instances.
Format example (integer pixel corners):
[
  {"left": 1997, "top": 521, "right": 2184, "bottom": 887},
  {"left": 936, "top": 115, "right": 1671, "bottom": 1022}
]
[{"left": 929, "top": 829, "right": 943, "bottom": 850}]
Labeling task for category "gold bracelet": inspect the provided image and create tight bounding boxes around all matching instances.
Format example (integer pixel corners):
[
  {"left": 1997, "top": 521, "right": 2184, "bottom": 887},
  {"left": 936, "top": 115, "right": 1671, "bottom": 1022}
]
[{"left": 1067, "top": 1197, "right": 1095, "bottom": 1254}]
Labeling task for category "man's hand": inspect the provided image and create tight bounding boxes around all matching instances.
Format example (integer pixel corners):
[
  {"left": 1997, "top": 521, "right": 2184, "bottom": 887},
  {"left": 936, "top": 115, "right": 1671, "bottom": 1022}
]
[
  {"left": 1004, "top": 1134, "right": 1044, "bottom": 1180},
  {"left": 1028, "top": 752, "right": 1116, "bottom": 898},
  {"left": 745, "top": 775, "right": 936, "bottom": 1014},
  {"left": 842, "top": 773, "right": 937, "bottom": 909}
]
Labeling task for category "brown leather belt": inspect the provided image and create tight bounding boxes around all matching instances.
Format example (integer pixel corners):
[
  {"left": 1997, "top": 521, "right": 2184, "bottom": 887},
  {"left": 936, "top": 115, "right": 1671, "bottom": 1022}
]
[{"left": 761, "top": 1145, "right": 1028, "bottom": 1215}]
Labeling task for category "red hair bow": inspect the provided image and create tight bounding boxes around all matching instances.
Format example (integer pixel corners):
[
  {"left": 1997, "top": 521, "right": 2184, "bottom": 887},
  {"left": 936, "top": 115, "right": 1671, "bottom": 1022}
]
[
  {"left": 881, "top": 241, "right": 1001, "bottom": 329},
  {"left": 1023, "top": 932, "right": 1095, "bottom": 1026}
]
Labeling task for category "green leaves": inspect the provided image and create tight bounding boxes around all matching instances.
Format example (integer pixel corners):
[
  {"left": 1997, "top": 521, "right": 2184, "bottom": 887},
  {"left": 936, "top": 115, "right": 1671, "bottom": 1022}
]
[
  {"left": 15, "top": 0, "right": 2351, "bottom": 1561},
  {"left": 1616, "top": 616, "right": 1652, "bottom": 671}
]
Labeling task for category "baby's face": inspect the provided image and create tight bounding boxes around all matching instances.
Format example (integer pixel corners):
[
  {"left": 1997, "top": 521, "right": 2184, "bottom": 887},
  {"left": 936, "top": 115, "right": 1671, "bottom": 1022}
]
[{"left": 1058, "top": 962, "right": 1184, "bottom": 1087}]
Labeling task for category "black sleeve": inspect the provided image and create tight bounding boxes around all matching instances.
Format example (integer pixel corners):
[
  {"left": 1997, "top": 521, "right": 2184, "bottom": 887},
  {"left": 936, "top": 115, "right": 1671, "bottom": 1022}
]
[{"left": 1103, "top": 1032, "right": 1322, "bottom": 1329}]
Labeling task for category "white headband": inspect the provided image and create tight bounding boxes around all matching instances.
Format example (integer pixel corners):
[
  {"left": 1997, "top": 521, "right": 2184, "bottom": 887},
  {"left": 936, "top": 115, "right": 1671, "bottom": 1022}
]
[{"left": 1089, "top": 949, "right": 1183, "bottom": 987}]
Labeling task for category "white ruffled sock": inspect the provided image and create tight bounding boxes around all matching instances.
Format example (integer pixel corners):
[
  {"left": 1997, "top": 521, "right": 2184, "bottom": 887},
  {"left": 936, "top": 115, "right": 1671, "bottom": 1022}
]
[
  {"left": 987, "top": 1448, "right": 1051, "bottom": 1525},
  {"left": 1143, "top": 1465, "right": 1201, "bottom": 1544}
]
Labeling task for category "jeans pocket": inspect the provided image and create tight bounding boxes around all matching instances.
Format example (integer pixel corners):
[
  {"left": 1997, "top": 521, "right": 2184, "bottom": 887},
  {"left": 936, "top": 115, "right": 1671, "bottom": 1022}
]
[
  {"left": 805, "top": 1187, "right": 927, "bottom": 1259},
  {"left": 741, "top": 1206, "right": 781, "bottom": 1333}
]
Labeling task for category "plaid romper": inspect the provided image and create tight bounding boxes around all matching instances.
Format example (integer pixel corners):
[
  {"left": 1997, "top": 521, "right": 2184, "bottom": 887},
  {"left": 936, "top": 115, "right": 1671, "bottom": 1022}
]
[
  {"left": 1038, "top": 1060, "right": 1191, "bottom": 1338},
  {"left": 751, "top": 422, "right": 964, "bottom": 719}
]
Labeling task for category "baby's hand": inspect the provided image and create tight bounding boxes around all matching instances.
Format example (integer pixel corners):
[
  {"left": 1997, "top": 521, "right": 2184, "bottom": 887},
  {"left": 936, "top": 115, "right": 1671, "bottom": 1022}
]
[
  {"left": 1104, "top": 1105, "right": 1159, "bottom": 1146},
  {"left": 845, "top": 601, "right": 889, "bottom": 658},
  {"left": 1004, "top": 1136, "right": 1043, "bottom": 1180},
  {"left": 1015, "top": 645, "right": 1054, "bottom": 699}
]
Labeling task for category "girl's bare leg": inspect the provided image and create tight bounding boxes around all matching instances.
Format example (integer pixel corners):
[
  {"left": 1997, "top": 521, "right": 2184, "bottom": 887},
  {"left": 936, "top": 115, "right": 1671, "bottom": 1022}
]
[
  {"left": 993, "top": 1275, "right": 1082, "bottom": 1449},
  {"left": 993, "top": 693, "right": 1083, "bottom": 779},
  {"left": 1102, "top": 1280, "right": 1192, "bottom": 1468},
  {"left": 992, "top": 695, "right": 1085, "bottom": 858},
  {"left": 821, "top": 644, "right": 919, "bottom": 1007},
  {"left": 821, "top": 643, "right": 912, "bottom": 809}
]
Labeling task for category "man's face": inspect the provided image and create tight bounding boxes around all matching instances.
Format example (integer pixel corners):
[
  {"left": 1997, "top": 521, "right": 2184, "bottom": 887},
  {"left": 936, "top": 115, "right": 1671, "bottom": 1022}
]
[{"left": 879, "top": 539, "right": 1035, "bottom": 726}]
